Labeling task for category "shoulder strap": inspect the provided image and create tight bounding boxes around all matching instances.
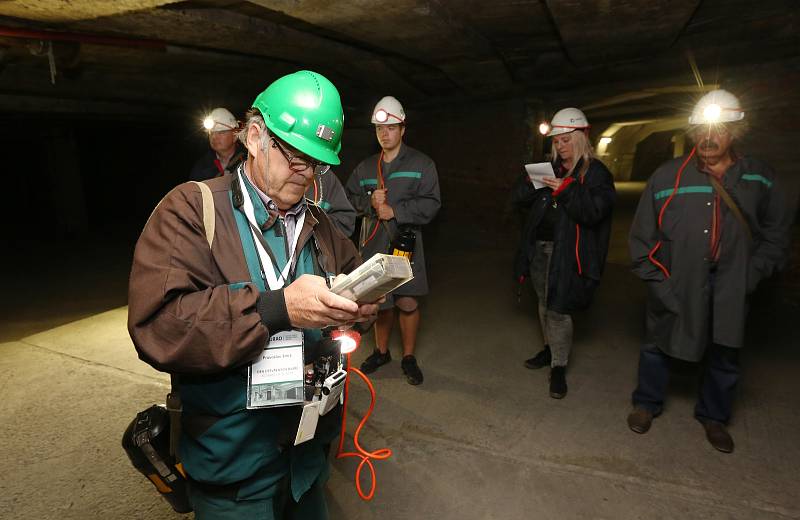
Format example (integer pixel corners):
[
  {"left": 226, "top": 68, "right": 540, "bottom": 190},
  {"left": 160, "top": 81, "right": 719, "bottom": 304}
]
[
  {"left": 707, "top": 176, "right": 752, "bottom": 241},
  {"left": 166, "top": 181, "right": 214, "bottom": 459},
  {"left": 189, "top": 181, "right": 215, "bottom": 248},
  {"left": 166, "top": 374, "right": 182, "bottom": 458}
]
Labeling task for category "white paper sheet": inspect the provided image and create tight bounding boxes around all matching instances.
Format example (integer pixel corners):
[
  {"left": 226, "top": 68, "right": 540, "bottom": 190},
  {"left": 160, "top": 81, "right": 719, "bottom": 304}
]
[{"left": 524, "top": 162, "right": 556, "bottom": 190}]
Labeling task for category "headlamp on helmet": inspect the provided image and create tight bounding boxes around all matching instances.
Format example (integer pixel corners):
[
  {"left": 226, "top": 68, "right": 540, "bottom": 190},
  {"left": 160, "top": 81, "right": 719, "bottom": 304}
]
[
  {"left": 371, "top": 96, "right": 405, "bottom": 125},
  {"left": 202, "top": 107, "right": 238, "bottom": 133},
  {"left": 689, "top": 89, "right": 745, "bottom": 126},
  {"left": 702, "top": 103, "right": 722, "bottom": 123},
  {"left": 374, "top": 109, "right": 389, "bottom": 123}
]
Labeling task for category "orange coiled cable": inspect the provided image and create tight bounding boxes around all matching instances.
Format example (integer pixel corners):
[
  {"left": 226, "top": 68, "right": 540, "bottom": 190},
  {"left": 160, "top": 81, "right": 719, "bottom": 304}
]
[{"left": 336, "top": 354, "right": 392, "bottom": 501}]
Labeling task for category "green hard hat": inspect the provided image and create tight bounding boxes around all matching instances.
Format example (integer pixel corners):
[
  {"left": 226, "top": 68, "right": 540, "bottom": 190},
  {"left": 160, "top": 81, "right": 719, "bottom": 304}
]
[{"left": 252, "top": 70, "right": 344, "bottom": 166}]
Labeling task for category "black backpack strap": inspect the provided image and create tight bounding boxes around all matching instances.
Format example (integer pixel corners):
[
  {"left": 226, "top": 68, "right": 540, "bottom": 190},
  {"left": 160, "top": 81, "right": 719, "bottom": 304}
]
[{"left": 166, "top": 374, "right": 182, "bottom": 459}]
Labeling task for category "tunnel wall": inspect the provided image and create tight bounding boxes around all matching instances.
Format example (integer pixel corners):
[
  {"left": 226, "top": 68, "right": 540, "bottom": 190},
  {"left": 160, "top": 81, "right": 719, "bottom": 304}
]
[
  {"left": 1, "top": 115, "right": 210, "bottom": 241},
  {"left": 409, "top": 97, "right": 529, "bottom": 232},
  {"left": 4, "top": 60, "right": 798, "bottom": 245},
  {"left": 630, "top": 130, "right": 675, "bottom": 182}
]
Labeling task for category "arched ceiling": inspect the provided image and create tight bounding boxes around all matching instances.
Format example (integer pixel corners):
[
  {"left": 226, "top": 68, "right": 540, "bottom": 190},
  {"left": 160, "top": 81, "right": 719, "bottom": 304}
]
[{"left": 0, "top": 0, "right": 797, "bottom": 119}]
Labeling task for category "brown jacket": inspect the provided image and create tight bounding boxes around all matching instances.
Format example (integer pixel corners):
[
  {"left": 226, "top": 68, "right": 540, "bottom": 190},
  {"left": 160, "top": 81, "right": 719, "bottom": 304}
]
[{"left": 128, "top": 175, "right": 360, "bottom": 374}]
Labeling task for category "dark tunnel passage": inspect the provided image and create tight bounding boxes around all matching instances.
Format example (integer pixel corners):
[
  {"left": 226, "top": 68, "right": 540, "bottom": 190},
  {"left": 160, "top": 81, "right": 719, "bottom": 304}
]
[{"left": 1, "top": 1, "right": 799, "bottom": 519}]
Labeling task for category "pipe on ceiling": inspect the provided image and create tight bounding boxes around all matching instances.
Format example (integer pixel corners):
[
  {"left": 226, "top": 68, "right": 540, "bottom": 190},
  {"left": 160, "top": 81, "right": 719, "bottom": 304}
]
[{"left": 0, "top": 26, "right": 166, "bottom": 51}]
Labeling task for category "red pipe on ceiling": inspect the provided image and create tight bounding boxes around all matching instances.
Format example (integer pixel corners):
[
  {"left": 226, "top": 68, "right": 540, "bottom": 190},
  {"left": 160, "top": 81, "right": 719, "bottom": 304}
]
[{"left": 0, "top": 26, "right": 166, "bottom": 50}]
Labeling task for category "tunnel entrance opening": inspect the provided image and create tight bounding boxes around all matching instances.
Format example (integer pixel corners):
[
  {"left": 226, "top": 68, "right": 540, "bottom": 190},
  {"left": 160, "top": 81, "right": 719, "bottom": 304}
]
[{"left": 593, "top": 117, "right": 688, "bottom": 182}]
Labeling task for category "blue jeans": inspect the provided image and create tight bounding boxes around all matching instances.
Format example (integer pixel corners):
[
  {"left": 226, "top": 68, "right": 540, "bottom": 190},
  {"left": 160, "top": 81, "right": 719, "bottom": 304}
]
[
  {"left": 632, "top": 270, "right": 740, "bottom": 423},
  {"left": 632, "top": 342, "right": 740, "bottom": 423}
]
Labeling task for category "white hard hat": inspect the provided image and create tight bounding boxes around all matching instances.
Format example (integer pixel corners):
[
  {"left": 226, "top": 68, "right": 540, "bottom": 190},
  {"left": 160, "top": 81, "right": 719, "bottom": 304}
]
[
  {"left": 547, "top": 107, "right": 589, "bottom": 137},
  {"left": 689, "top": 89, "right": 745, "bottom": 125},
  {"left": 203, "top": 107, "right": 238, "bottom": 132},
  {"left": 371, "top": 96, "right": 406, "bottom": 125}
]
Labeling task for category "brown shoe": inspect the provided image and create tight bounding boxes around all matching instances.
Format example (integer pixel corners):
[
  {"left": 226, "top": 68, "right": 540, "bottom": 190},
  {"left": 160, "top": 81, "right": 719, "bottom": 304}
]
[
  {"left": 627, "top": 407, "right": 654, "bottom": 434},
  {"left": 699, "top": 419, "right": 734, "bottom": 453}
]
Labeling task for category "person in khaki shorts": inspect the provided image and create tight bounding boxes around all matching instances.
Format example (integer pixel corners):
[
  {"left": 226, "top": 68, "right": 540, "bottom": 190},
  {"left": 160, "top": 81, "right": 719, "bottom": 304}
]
[{"left": 345, "top": 95, "right": 441, "bottom": 386}]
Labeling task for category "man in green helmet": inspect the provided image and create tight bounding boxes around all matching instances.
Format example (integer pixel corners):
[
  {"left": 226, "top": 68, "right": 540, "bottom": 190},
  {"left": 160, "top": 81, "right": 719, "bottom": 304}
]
[{"left": 128, "top": 71, "right": 379, "bottom": 519}]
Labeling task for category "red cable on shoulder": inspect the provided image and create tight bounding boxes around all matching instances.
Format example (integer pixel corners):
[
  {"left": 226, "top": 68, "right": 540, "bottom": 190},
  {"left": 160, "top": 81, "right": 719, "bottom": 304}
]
[
  {"left": 647, "top": 147, "right": 697, "bottom": 279},
  {"left": 361, "top": 150, "right": 385, "bottom": 247}
]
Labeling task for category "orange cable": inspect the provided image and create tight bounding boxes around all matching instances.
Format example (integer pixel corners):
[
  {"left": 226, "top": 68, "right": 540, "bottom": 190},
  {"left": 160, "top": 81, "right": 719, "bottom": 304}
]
[
  {"left": 361, "top": 151, "right": 385, "bottom": 247},
  {"left": 336, "top": 353, "right": 392, "bottom": 501},
  {"left": 647, "top": 146, "right": 697, "bottom": 278}
]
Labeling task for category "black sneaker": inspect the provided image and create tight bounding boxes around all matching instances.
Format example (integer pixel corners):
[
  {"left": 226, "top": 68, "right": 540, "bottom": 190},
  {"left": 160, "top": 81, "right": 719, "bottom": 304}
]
[
  {"left": 401, "top": 355, "right": 424, "bottom": 385},
  {"left": 524, "top": 345, "right": 551, "bottom": 369},
  {"left": 360, "top": 349, "right": 391, "bottom": 374},
  {"left": 549, "top": 366, "right": 567, "bottom": 399}
]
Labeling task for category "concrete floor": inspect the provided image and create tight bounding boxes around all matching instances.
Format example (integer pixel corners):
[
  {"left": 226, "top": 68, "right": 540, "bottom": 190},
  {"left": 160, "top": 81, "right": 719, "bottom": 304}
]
[{"left": 2, "top": 184, "right": 799, "bottom": 519}]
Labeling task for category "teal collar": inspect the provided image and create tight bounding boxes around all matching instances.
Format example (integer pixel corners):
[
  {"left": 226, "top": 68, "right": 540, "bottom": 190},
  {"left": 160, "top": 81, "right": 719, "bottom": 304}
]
[{"left": 239, "top": 166, "right": 308, "bottom": 230}]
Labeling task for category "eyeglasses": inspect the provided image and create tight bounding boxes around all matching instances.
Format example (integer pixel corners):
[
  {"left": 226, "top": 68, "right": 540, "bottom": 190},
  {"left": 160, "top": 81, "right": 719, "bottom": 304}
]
[{"left": 270, "top": 137, "right": 331, "bottom": 175}]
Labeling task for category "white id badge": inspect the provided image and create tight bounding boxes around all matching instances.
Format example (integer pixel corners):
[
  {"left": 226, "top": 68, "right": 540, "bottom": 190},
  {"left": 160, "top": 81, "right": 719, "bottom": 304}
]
[
  {"left": 247, "top": 330, "right": 305, "bottom": 409},
  {"left": 294, "top": 401, "right": 320, "bottom": 445}
]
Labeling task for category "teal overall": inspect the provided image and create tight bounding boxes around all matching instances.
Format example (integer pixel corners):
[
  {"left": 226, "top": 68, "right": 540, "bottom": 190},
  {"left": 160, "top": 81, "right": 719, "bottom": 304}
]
[{"left": 181, "top": 173, "right": 337, "bottom": 519}]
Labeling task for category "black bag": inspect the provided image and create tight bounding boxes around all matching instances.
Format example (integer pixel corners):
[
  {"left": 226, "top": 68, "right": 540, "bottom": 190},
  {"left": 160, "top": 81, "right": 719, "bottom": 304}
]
[{"left": 121, "top": 401, "right": 192, "bottom": 513}]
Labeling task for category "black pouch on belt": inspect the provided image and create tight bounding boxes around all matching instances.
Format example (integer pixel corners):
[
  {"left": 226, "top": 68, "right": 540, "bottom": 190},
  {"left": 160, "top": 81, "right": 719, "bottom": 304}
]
[{"left": 391, "top": 226, "right": 416, "bottom": 260}]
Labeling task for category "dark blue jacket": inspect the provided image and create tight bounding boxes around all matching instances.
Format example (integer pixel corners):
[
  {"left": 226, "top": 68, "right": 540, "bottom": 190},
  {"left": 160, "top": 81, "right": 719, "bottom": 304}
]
[
  {"left": 513, "top": 158, "right": 616, "bottom": 313},
  {"left": 190, "top": 144, "right": 246, "bottom": 182}
]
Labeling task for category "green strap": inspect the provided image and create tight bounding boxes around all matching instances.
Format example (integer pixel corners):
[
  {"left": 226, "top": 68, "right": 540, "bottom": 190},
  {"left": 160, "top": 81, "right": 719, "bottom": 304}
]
[
  {"left": 654, "top": 186, "right": 713, "bottom": 200},
  {"left": 741, "top": 174, "right": 773, "bottom": 188},
  {"left": 230, "top": 191, "right": 267, "bottom": 292},
  {"left": 387, "top": 171, "right": 422, "bottom": 180}
]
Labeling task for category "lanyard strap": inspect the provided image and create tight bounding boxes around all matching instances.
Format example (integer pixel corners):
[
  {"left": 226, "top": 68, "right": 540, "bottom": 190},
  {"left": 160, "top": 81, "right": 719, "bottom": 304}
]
[
  {"left": 707, "top": 175, "right": 752, "bottom": 242},
  {"left": 236, "top": 168, "right": 306, "bottom": 290}
]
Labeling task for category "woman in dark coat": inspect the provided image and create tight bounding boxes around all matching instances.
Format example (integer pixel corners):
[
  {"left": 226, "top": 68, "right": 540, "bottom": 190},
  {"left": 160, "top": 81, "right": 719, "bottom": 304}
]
[{"left": 513, "top": 107, "right": 616, "bottom": 398}]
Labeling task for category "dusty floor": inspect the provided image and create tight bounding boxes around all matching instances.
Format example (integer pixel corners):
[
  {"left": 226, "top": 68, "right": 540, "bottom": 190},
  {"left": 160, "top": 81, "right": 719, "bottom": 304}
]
[{"left": 1, "top": 184, "right": 799, "bottom": 519}]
